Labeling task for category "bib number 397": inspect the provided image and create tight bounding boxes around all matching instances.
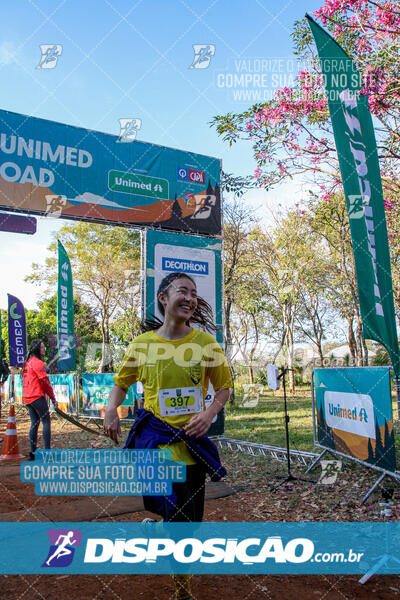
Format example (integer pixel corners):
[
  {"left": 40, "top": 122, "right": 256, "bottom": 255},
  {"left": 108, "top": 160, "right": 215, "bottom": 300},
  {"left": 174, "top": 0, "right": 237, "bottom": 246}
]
[{"left": 159, "top": 386, "right": 203, "bottom": 416}]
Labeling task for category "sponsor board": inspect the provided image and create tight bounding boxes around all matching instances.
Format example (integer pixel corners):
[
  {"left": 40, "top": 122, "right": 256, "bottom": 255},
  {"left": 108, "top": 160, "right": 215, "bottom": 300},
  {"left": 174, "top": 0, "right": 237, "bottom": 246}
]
[
  {"left": 81, "top": 373, "right": 138, "bottom": 420},
  {"left": 53, "top": 384, "right": 70, "bottom": 404},
  {"left": 314, "top": 367, "right": 396, "bottom": 472},
  {"left": 161, "top": 257, "right": 209, "bottom": 276},
  {"left": 0, "top": 109, "right": 221, "bottom": 235}
]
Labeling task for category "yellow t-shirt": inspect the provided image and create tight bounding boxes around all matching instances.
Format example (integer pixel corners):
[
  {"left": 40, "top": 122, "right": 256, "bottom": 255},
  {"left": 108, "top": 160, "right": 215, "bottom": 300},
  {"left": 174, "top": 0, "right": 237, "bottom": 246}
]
[{"left": 113, "top": 328, "right": 232, "bottom": 464}]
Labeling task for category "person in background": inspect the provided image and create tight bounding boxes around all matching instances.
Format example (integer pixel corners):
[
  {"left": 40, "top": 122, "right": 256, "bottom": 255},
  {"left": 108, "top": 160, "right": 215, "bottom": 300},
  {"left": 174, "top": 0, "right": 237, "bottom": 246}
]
[
  {"left": 0, "top": 339, "right": 10, "bottom": 384},
  {"left": 22, "top": 339, "right": 56, "bottom": 460}
]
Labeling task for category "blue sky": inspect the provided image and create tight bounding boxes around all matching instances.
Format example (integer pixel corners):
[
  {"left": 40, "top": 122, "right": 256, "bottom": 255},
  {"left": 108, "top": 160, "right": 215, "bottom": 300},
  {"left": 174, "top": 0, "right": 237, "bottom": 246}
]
[{"left": 0, "top": 0, "right": 323, "bottom": 309}]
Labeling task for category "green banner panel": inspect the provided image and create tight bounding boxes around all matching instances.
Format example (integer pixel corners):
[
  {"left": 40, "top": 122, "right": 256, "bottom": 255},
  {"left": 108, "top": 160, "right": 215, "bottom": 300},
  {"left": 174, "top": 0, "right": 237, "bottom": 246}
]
[
  {"left": 314, "top": 367, "right": 396, "bottom": 472},
  {"left": 49, "top": 373, "right": 76, "bottom": 415},
  {"left": 81, "top": 373, "right": 138, "bottom": 421}
]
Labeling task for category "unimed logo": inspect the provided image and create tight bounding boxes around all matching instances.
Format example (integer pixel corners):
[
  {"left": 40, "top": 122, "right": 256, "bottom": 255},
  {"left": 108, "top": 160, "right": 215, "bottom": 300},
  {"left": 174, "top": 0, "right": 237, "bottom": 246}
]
[{"left": 84, "top": 536, "right": 314, "bottom": 565}]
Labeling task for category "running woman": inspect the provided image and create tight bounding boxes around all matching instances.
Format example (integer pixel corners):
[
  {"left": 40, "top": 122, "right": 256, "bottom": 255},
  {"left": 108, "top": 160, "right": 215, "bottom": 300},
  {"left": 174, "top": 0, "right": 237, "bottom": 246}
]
[{"left": 104, "top": 272, "right": 232, "bottom": 600}]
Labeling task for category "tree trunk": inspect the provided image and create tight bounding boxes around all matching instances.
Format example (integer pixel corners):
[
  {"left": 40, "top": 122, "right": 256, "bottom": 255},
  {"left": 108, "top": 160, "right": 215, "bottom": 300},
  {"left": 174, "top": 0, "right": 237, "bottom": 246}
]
[
  {"left": 272, "top": 330, "right": 286, "bottom": 365},
  {"left": 347, "top": 317, "right": 356, "bottom": 365},
  {"left": 355, "top": 314, "right": 363, "bottom": 366},
  {"left": 100, "top": 318, "right": 114, "bottom": 372},
  {"left": 247, "top": 312, "right": 259, "bottom": 386},
  {"left": 312, "top": 305, "right": 324, "bottom": 363},
  {"left": 224, "top": 298, "right": 233, "bottom": 364},
  {"left": 283, "top": 302, "right": 295, "bottom": 393},
  {"left": 317, "top": 341, "right": 324, "bottom": 363},
  {"left": 248, "top": 364, "right": 254, "bottom": 384},
  {"left": 362, "top": 337, "right": 369, "bottom": 366},
  {"left": 286, "top": 328, "right": 295, "bottom": 393}
]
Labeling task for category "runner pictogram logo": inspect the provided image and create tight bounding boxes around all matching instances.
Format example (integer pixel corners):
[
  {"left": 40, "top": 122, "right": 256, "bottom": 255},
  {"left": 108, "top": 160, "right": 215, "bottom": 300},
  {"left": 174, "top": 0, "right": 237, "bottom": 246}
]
[{"left": 42, "top": 529, "right": 82, "bottom": 567}]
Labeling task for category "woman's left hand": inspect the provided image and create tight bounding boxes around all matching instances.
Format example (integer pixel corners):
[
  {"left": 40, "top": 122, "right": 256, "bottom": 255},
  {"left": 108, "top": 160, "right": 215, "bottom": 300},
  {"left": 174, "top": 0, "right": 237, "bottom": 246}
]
[{"left": 184, "top": 411, "right": 214, "bottom": 438}]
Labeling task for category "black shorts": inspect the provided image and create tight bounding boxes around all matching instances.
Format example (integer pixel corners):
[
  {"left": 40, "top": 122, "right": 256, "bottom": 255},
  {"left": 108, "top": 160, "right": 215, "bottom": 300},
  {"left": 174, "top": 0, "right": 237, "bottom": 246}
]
[{"left": 144, "top": 463, "right": 206, "bottom": 522}]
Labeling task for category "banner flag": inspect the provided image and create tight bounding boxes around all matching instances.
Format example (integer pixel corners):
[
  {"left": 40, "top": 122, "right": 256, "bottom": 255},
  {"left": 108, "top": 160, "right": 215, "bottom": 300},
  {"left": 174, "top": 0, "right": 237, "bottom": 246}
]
[
  {"left": 57, "top": 241, "right": 76, "bottom": 371},
  {"left": 7, "top": 294, "right": 27, "bottom": 367},
  {"left": 13, "top": 373, "right": 23, "bottom": 404},
  {"left": 307, "top": 15, "right": 400, "bottom": 375}
]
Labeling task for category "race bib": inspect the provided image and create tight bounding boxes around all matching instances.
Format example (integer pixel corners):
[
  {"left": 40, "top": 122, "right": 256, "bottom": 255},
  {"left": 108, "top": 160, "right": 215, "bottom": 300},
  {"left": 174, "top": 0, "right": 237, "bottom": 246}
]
[{"left": 158, "top": 386, "right": 203, "bottom": 417}]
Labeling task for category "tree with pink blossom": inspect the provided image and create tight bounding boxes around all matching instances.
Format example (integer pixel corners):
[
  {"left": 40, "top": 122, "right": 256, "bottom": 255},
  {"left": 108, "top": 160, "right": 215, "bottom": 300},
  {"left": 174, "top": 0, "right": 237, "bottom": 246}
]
[{"left": 211, "top": 0, "right": 400, "bottom": 199}]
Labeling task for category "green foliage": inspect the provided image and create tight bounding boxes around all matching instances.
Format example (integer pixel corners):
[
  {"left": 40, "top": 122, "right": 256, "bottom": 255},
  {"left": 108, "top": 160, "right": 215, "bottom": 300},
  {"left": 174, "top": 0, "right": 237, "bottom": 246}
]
[
  {"left": 254, "top": 369, "right": 268, "bottom": 386},
  {"left": 221, "top": 172, "right": 256, "bottom": 195},
  {"left": 25, "top": 222, "right": 141, "bottom": 372},
  {"left": 373, "top": 349, "right": 391, "bottom": 367}
]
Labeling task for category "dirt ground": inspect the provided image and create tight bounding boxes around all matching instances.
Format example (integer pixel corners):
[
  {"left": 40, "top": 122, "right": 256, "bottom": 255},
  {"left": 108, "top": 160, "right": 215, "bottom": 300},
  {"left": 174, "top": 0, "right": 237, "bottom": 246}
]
[{"left": 0, "top": 408, "right": 399, "bottom": 599}]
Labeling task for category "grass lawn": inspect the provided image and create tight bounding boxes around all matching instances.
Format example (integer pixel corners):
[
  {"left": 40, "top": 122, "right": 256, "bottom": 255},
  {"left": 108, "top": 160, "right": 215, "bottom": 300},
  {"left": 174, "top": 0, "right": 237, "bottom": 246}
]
[
  {"left": 224, "top": 387, "right": 318, "bottom": 453},
  {"left": 224, "top": 386, "right": 400, "bottom": 460}
]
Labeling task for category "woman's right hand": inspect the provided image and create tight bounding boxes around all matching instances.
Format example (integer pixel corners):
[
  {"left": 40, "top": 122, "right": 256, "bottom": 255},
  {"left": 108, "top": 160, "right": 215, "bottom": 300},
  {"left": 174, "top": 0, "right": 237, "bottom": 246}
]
[{"left": 103, "top": 408, "right": 121, "bottom": 445}]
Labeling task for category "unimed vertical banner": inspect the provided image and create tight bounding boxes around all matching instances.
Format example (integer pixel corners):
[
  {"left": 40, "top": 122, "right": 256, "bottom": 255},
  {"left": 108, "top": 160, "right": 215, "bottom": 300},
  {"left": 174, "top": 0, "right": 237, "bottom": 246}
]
[
  {"left": 57, "top": 241, "right": 76, "bottom": 371},
  {"left": 7, "top": 294, "right": 27, "bottom": 367},
  {"left": 307, "top": 15, "right": 400, "bottom": 375},
  {"left": 313, "top": 367, "right": 396, "bottom": 472}
]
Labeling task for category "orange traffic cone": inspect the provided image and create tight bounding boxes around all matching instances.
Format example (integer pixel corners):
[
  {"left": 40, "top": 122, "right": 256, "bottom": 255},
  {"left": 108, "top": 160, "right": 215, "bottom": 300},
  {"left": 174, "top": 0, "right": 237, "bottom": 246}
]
[{"left": 0, "top": 405, "right": 24, "bottom": 459}]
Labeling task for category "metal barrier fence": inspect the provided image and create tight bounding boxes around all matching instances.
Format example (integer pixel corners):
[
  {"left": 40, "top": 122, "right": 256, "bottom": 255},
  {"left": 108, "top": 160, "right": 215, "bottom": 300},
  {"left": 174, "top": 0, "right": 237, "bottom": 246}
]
[{"left": 215, "top": 437, "right": 319, "bottom": 467}]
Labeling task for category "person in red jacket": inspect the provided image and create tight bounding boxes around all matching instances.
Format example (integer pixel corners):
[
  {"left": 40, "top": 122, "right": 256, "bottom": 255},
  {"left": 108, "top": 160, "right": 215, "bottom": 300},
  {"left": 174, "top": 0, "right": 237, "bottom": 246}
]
[{"left": 22, "top": 339, "right": 56, "bottom": 460}]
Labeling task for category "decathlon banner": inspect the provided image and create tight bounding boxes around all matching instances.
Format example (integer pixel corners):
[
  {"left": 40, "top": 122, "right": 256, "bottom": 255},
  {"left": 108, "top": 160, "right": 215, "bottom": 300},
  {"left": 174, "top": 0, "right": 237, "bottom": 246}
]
[
  {"left": 0, "top": 522, "right": 399, "bottom": 574},
  {"left": 145, "top": 229, "right": 223, "bottom": 340},
  {"left": 57, "top": 241, "right": 76, "bottom": 371},
  {"left": 81, "top": 373, "right": 138, "bottom": 420},
  {"left": 307, "top": 16, "right": 400, "bottom": 376},
  {"left": 49, "top": 373, "right": 76, "bottom": 415},
  {"left": 0, "top": 109, "right": 221, "bottom": 236},
  {"left": 7, "top": 294, "right": 27, "bottom": 367},
  {"left": 145, "top": 229, "right": 224, "bottom": 436},
  {"left": 313, "top": 367, "right": 396, "bottom": 472}
]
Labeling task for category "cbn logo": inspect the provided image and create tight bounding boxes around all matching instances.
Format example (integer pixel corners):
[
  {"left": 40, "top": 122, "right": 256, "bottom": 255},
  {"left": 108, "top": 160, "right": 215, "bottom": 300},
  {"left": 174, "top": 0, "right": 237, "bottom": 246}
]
[{"left": 177, "top": 167, "right": 205, "bottom": 184}]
